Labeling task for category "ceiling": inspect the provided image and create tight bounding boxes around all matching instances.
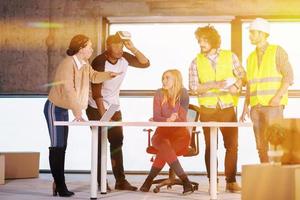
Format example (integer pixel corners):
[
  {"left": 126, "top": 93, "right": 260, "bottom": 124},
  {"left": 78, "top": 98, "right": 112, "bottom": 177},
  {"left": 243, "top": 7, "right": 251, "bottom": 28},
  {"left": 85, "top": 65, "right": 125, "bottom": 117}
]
[{"left": 94, "top": 0, "right": 300, "bottom": 17}]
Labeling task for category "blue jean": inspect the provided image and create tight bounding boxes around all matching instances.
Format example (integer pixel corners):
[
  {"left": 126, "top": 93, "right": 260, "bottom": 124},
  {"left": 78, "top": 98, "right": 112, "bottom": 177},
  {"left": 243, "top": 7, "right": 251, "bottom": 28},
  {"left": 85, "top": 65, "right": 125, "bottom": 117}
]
[{"left": 44, "top": 100, "right": 69, "bottom": 147}]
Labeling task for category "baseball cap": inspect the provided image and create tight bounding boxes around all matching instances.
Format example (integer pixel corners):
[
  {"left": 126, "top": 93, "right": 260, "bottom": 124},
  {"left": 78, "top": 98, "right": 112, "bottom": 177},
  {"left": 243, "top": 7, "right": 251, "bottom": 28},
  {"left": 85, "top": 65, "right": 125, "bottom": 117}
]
[{"left": 248, "top": 18, "right": 270, "bottom": 34}]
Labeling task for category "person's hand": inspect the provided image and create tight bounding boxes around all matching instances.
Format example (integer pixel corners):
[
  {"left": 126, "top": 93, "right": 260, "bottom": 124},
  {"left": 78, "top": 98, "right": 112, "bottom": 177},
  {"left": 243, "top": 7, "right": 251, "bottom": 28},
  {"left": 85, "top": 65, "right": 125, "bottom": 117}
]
[
  {"left": 228, "top": 84, "right": 239, "bottom": 94},
  {"left": 269, "top": 95, "right": 281, "bottom": 106},
  {"left": 239, "top": 106, "right": 250, "bottom": 122},
  {"left": 123, "top": 40, "right": 136, "bottom": 52},
  {"left": 73, "top": 115, "right": 85, "bottom": 122},
  {"left": 167, "top": 113, "right": 178, "bottom": 122},
  {"left": 213, "top": 80, "right": 227, "bottom": 89},
  {"left": 71, "top": 110, "right": 84, "bottom": 122},
  {"left": 108, "top": 71, "right": 123, "bottom": 78}
]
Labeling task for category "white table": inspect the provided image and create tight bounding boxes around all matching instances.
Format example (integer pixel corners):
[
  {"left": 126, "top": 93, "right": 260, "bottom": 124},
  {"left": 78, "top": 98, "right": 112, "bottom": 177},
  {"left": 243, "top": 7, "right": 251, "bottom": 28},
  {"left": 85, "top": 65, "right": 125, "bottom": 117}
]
[{"left": 54, "top": 121, "right": 252, "bottom": 200}]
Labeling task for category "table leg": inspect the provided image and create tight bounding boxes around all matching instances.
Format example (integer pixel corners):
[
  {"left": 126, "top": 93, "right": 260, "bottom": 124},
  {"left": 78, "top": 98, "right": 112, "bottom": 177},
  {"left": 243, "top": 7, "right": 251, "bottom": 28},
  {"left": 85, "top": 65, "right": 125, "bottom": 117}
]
[
  {"left": 210, "top": 127, "right": 218, "bottom": 200},
  {"left": 91, "top": 126, "right": 98, "bottom": 199},
  {"left": 100, "top": 126, "right": 108, "bottom": 194}
]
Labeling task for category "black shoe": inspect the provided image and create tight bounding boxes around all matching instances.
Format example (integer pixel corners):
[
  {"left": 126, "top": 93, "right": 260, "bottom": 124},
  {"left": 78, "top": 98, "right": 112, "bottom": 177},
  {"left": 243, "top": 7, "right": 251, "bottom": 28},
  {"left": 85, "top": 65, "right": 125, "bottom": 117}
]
[
  {"left": 49, "top": 148, "right": 74, "bottom": 197},
  {"left": 139, "top": 178, "right": 152, "bottom": 192},
  {"left": 182, "top": 179, "right": 194, "bottom": 195},
  {"left": 52, "top": 182, "right": 74, "bottom": 197},
  {"left": 226, "top": 182, "right": 241, "bottom": 193},
  {"left": 115, "top": 179, "right": 137, "bottom": 191}
]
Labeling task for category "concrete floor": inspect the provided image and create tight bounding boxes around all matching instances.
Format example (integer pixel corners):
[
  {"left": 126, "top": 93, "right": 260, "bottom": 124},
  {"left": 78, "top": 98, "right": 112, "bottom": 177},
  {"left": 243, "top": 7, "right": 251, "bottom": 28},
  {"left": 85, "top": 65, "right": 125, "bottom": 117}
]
[{"left": 0, "top": 173, "right": 241, "bottom": 200}]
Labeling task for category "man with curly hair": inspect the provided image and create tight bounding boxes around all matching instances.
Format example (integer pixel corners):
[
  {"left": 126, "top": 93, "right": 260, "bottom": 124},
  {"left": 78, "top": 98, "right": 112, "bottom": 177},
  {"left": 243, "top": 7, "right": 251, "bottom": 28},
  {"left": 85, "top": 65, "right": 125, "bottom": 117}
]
[{"left": 189, "top": 25, "right": 245, "bottom": 193}]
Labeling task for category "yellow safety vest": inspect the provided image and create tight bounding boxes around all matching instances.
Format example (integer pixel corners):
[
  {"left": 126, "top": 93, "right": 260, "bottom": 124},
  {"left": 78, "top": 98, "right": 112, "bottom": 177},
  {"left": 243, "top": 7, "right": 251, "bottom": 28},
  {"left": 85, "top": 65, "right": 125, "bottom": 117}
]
[
  {"left": 196, "top": 50, "right": 239, "bottom": 107},
  {"left": 247, "top": 45, "right": 288, "bottom": 106}
]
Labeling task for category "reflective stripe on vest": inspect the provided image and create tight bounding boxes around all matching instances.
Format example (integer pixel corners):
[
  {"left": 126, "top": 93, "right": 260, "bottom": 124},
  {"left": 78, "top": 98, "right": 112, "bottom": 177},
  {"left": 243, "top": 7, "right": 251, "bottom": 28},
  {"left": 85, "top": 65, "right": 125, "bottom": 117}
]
[
  {"left": 196, "top": 50, "right": 239, "bottom": 107},
  {"left": 246, "top": 45, "right": 288, "bottom": 106}
]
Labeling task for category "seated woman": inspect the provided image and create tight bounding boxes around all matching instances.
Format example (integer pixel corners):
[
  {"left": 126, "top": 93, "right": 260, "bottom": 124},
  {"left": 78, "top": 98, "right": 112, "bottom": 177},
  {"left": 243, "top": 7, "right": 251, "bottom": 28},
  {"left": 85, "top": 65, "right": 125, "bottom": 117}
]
[{"left": 140, "top": 69, "right": 194, "bottom": 195}]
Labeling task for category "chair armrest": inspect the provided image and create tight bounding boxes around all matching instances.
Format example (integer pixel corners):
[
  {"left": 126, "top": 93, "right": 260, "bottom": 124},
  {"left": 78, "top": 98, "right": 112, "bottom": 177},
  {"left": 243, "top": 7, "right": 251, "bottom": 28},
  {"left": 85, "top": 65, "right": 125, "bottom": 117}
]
[
  {"left": 143, "top": 129, "right": 154, "bottom": 147},
  {"left": 143, "top": 128, "right": 153, "bottom": 133},
  {"left": 192, "top": 130, "right": 201, "bottom": 134}
]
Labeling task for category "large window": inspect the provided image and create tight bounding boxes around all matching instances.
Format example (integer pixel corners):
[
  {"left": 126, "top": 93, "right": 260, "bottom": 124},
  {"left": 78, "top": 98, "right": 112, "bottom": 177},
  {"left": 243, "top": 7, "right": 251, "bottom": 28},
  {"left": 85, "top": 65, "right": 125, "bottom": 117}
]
[
  {"left": 4, "top": 20, "right": 300, "bottom": 173},
  {"left": 110, "top": 23, "right": 231, "bottom": 90}
]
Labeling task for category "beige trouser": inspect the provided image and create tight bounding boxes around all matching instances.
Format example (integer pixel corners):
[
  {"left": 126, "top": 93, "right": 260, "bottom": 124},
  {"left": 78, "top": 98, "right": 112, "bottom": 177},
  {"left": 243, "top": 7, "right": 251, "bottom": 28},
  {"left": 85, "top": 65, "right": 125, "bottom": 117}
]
[{"left": 250, "top": 105, "right": 284, "bottom": 163}]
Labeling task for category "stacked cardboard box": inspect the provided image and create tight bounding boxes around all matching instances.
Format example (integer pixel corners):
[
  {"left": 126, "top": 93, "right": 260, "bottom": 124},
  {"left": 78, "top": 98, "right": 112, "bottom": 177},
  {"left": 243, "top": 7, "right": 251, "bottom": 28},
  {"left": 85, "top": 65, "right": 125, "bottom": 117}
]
[
  {"left": 242, "top": 164, "right": 300, "bottom": 200},
  {"left": 0, "top": 155, "right": 4, "bottom": 184},
  {"left": 0, "top": 152, "right": 40, "bottom": 180}
]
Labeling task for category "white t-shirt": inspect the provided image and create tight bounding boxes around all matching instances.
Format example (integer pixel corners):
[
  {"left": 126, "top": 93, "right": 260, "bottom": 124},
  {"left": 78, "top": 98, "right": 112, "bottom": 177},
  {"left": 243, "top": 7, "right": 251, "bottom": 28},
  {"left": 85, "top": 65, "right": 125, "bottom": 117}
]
[{"left": 88, "top": 51, "right": 150, "bottom": 110}]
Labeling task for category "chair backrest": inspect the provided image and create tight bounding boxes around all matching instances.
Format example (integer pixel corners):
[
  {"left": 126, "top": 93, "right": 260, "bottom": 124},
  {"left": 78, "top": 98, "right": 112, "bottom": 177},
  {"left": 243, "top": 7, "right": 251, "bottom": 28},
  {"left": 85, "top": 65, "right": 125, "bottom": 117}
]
[
  {"left": 187, "top": 104, "right": 201, "bottom": 130},
  {"left": 184, "top": 104, "right": 201, "bottom": 156}
]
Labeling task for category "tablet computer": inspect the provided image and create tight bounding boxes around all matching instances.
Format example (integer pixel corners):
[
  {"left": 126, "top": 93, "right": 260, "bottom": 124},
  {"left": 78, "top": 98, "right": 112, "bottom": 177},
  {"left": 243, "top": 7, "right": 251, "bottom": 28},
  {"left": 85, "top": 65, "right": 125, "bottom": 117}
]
[{"left": 100, "top": 104, "right": 120, "bottom": 121}]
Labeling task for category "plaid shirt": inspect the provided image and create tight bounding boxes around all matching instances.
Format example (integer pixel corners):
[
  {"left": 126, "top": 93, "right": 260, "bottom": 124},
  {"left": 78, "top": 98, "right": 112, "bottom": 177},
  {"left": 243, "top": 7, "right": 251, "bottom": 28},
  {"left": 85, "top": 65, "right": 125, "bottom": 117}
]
[{"left": 189, "top": 49, "right": 245, "bottom": 109}]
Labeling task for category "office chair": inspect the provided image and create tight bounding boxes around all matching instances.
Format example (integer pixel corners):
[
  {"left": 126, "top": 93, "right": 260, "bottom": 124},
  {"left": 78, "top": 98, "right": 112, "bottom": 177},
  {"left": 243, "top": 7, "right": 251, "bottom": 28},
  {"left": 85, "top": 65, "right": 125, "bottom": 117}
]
[{"left": 143, "top": 104, "right": 201, "bottom": 193}]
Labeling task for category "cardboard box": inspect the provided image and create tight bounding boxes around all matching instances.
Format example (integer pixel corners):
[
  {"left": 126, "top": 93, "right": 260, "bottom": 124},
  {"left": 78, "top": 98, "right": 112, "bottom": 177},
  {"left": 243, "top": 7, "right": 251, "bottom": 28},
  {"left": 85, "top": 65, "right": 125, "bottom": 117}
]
[
  {"left": 242, "top": 164, "right": 300, "bottom": 200},
  {"left": 0, "top": 152, "right": 40, "bottom": 179},
  {"left": 0, "top": 155, "right": 4, "bottom": 184}
]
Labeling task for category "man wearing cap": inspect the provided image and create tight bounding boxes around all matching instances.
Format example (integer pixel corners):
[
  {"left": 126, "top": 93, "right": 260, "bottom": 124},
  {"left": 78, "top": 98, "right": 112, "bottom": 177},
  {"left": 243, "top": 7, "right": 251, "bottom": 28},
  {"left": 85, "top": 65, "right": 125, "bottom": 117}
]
[
  {"left": 240, "top": 18, "right": 293, "bottom": 163},
  {"left": 86, "top": 33, "right": 150, "bottom": 191},
  {"left": 189, "top": 25, "right": 245, "bottom": 193}
]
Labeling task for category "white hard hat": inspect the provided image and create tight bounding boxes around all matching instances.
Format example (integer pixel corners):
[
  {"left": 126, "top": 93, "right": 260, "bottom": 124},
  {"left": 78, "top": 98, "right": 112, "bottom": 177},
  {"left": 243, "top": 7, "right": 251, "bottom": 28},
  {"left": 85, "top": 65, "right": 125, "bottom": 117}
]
[{"left": 249, "top": 18, "right": 270, "bottom": 34}]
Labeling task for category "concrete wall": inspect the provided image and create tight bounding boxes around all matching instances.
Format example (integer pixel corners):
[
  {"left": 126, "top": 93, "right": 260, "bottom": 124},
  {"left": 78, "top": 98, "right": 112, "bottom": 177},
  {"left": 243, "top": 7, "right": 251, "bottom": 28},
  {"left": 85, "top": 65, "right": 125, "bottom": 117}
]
[{"left": 0, "top": 0, "right": 100, "bottom": 94}]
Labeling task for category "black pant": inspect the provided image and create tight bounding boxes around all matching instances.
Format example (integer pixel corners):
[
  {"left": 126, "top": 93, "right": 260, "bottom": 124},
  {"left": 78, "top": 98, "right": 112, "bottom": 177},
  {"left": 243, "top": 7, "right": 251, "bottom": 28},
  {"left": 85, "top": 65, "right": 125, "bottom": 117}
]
[
  {"left": 199, "top": 106, "right": 238, "bottom": 183},
  {"left": 86, "top": 105, "right": 125, "bottom": 184}
]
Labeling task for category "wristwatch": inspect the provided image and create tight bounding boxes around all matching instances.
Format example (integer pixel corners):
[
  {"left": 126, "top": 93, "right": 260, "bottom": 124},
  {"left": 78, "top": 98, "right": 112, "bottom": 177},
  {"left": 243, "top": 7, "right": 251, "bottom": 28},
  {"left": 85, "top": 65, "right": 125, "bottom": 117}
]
[{"left": 233, "top": 83, "right": 240, "bottom": 90}]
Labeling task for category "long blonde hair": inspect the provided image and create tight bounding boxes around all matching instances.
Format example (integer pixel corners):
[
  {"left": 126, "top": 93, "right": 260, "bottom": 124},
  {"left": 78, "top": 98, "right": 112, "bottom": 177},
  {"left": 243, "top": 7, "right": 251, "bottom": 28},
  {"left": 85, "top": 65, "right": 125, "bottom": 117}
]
[{"left": 161, "top": 69, "right": 183, "bottom": 107}]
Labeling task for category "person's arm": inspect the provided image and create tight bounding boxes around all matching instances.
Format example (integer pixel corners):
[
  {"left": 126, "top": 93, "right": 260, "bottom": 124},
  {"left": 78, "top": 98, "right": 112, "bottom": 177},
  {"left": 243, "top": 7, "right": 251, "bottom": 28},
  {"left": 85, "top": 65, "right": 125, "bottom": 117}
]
[
  {"left": 228, "top": 53, "right": 246, "bottom": 94},
  {"left": 89, "top": 65, "right": 118, "bottom": 84},
  {"left": 269, "top": 82, "right": 290, "bottom": 106},
  {"left": 153, "top": 91, "right": 168, "bottom": 122},
  {"left": 91, "top": 83, "right": 106, "bottom": 117},
  {"left": 90, "top": 56, "right": 107, "bottom": 117},
  {"left": 269, "top": 46, "right": 294, "bottom": 106},
  {"left": 123, "top": 51, "right": 150, "bottom": 68},
  {"left": 58, "top": 61, "right": 82, "bottom": 119},
  {"left": 239, "top": 84, "right": 250, "bottom": 122},
  {"left": 123, "top": 40, "right": 150, "bottom": 67},
  {"left": 175, "top": 89, "right": 189, "bottom": 122},
  {"left": 188, "top": 59, "right": 225, "bottom": 95}
]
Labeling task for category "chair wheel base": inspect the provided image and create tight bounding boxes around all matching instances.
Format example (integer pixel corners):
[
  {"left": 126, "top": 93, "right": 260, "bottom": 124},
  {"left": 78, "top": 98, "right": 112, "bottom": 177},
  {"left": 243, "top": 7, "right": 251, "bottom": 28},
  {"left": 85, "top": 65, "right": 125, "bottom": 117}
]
[
  {"left": 194, "top": 184, "right": 199, "bottom": 191},
  {"left": 153, "top": 187, "right": 160, "bottom": 193}
]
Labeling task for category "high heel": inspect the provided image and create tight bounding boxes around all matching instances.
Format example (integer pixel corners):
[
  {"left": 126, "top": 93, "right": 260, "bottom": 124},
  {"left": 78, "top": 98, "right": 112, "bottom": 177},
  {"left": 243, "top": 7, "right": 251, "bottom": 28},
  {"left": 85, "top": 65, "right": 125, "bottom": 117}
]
[
  {"left": 182, "top": 178, "right": 194, "bottom": 195},
  {"left": 52, "top": 182, "right": 58, "bottom": 196},
  {"left": 52, "top": 181, "right": 74, "bottom": 197},
  {"left": 49, "top": 147, "right": 74, "bottom": 197},
  {"left": 140, "top": 178, "right": 153, "bottom": 192},
  {"left": 140, "top": 166, "right": 161, "bottom": 192}
]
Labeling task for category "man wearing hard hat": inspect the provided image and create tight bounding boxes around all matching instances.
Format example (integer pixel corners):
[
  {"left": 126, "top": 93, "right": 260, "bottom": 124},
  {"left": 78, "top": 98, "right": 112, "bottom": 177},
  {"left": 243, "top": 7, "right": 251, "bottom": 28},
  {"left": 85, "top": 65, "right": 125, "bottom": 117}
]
[{"left": 240, "top": 18, "right": 294, "bottom": 163}]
